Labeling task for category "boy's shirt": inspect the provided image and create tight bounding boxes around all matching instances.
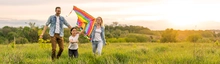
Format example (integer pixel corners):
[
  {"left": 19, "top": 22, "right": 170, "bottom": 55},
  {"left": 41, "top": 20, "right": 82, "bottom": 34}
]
[{"left": 68, "top": 34, "right": 79, "bottom": 50}]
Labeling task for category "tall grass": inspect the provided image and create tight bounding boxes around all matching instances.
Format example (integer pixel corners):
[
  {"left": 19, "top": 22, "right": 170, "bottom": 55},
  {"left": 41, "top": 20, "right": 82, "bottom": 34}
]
[{"left": 1, "top": 42, "right": 220, "bottom": 64}]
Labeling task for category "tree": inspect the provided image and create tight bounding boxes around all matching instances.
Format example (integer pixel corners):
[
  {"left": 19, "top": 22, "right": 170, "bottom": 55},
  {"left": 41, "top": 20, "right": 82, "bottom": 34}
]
[
  {"left": 2, "top": 26, "right": 12, "bottom": 37},
  {"left": 8, "top": 32, "right": 18, "bottom": 42},
  {"left": 23, "top": 26, "right": 38, "bottom": 43},
  {"left": 26, "top": 22, "right": 36, "bottom": 29},
  {"left": 0, "top": 36, "right": 7, "bottom": 44},
  {"left": 16, "top": 37, "right": 29, "bottom": 44},
  {"left": 112, "top": 22, "right": 118, "bottom": 27},
  {"left": 187, "top": 34, "right": 202, "bottom": 42},
  {"left": 160, "top": 28, "right": 178, "bottom": 42}
]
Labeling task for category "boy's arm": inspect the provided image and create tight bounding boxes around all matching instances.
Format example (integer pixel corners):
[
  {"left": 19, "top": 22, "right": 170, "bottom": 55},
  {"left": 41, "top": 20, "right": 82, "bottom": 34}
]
[
  {"left": 79, "top": 27, "right": 85, "bottom": 35},
  {"left": 69, "top": 39, "right": 75, "bottom": 44}
]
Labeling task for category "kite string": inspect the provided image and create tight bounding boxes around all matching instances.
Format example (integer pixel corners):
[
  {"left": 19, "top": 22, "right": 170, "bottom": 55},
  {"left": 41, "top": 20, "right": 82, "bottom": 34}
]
[{"left": 66, "top": 10, "right": 73, "bottom": 17}]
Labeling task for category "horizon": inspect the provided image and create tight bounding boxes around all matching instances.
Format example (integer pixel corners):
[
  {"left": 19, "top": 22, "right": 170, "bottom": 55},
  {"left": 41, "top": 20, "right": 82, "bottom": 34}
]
[{"left": 1, "top": 0, "right": 220, "bottom": 30}]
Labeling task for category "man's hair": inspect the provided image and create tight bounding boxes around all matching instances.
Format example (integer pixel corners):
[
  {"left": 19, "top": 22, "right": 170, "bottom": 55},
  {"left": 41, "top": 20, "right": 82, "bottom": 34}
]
[
  {"left": 55, "top": 7, "right": 61, "bottom": 11},
  {"left": 70, "top": 27, "right": 77, "bottom": 34}
]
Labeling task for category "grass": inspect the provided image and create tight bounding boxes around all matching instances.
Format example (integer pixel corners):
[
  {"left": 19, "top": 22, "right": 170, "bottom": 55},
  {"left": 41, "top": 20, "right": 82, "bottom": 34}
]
[{"left": 1, "top": 42, "right": 220, "bottom": 64}]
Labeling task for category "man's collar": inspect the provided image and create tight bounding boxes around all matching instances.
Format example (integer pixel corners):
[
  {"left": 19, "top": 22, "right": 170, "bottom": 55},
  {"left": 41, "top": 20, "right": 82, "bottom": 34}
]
[{"left": 55, "top": 14, "right": 60, "bottom": 17}]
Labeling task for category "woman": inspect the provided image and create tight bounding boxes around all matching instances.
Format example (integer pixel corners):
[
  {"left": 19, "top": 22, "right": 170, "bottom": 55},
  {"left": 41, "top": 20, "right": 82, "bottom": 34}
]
[{"left": 90, "top": 17, "right": 106, "bottom": 56}]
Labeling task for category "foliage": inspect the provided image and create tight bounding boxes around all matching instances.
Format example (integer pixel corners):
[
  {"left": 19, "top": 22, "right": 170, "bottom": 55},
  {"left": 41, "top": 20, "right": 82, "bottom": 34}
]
[
  {"left": 1, "top": 43, "right": 220, "bottom": 64},
  {"left": 0, "top": 22, "right": 218, "bottom": 44},
  {"left": 187, "top": 34, "right": 202, "bottom": 42},
  {"left": 160, "top": 28, "right": 178, "bottom": 42},
  {"left": 15, "top": 37, "right": 29, "bottom": 44}
]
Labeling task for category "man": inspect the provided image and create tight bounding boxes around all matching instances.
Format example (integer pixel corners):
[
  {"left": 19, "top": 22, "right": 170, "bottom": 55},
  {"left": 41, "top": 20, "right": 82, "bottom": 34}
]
[{"left": 40, "top": 7, "right": 72, "bottom": 60}]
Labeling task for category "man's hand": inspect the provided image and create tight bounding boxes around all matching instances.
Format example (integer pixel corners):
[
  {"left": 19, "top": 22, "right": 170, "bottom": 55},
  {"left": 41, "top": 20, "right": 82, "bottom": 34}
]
[
  {"left": 39, "top": 34, "right": 43, "bottom": 39},
  {"left": 40, "top": 25, "right": 48, "bottom": 39},
  {"left": 68, "top": 26, "right": 72, "bottom": 29}
]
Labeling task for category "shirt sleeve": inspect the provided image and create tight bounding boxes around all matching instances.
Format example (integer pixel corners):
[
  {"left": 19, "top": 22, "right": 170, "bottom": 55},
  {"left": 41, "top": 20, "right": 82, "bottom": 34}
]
[
  {"left": 62, "top": 17, "right": 70, "bottom": 27},
  {"left": 69, "top": 36, "right": 72, "bottom": 41},
  {"left": 46, "top": 15, "right": 52, "bottom": 26},
  {"left": 76, "top": 34, "right": 79, "bottom": 39},
  {"left": 102, "top": 28, "right": 106, "bottom": 41}
]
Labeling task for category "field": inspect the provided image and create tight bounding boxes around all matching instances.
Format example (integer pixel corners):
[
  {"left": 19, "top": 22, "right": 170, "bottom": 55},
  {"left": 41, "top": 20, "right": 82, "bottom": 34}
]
[{"left": 1, "top": 42, "right": 220, "bottom": 64}]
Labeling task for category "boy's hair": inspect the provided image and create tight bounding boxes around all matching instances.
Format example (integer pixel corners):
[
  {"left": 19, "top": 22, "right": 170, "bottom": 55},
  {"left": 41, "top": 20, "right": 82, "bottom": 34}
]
[{"left": 70, "top": 27, "right": 77, "bottom": 34}]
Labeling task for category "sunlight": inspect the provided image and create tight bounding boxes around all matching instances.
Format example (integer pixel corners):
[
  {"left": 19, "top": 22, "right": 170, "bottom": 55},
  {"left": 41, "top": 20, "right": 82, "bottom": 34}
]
[
  {"left": 163, "top": 0, "right": 220, "bottom": 27},
  {"left": 167, "top": 16, "right": 197, "bottom": 26}
]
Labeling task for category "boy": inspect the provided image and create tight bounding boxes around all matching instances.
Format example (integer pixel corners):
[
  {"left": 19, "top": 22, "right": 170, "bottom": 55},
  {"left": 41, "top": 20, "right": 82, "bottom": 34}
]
[{"left": 68, "top": 27, "right": 84, "bottom": 58}]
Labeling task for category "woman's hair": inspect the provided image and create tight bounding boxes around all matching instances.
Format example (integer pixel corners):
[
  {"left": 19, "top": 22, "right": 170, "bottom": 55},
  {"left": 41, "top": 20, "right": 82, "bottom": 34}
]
[
  {"left": 70, "top": 27, "right": 77, "bottom": 34},
  {"left": 96, "top": 16, "right": 104, "bottom": 27}
]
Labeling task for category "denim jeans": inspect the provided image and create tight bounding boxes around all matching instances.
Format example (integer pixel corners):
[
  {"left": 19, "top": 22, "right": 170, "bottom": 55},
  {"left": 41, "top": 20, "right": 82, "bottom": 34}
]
[{"left": 92, "top": 41, "right": 103, "bottom": 55}]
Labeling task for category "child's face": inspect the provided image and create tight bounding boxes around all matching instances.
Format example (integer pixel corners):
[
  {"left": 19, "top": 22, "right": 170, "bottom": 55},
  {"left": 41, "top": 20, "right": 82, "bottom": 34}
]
[{"left": 71, "top": 29, "right": 77, "bottom": 35}]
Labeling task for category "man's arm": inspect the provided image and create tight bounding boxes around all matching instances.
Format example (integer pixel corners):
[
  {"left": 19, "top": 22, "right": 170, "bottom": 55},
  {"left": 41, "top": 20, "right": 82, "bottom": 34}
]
[
  {"left": 40, "top": 26, "right": 48, "bottom": 39},
  {"left": 68, "top": 25, "right": 72, "bottom": 29},
  {"left": 40, "top": 16, "right": 51, "bottom": 39},
  {"left": 63, "top": 17, "right": 72, "bottom": 29}
]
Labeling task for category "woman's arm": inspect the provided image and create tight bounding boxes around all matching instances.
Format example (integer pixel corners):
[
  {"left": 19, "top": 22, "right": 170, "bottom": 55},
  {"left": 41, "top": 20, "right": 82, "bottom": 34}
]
[{"left": 101, "top": 27, "right": 106, "bottom": 45}]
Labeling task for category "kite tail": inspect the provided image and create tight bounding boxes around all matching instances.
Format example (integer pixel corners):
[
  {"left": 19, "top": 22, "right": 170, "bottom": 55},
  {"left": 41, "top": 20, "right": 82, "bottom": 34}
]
[{"left": 79, "top": 27, "right": 90, "bottom": 40}]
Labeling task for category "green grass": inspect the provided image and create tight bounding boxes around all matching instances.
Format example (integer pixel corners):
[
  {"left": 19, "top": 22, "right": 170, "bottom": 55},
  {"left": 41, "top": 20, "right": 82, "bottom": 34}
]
[{"left": 1, "top": 42, "right": 220, "bottom": 64}]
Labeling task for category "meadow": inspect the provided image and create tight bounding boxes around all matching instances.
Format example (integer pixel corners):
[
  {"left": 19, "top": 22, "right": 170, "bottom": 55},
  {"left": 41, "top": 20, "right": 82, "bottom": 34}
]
[{"left": 1, "top": 42, "right": 220, "bottom": 64}]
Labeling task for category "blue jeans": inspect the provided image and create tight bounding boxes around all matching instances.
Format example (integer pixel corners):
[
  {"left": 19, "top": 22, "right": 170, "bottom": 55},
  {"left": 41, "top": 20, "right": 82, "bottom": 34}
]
[
  {"left": 68, "top": 49, "right": 78, "bottom": 58},
  {"left": 92, "top": 41, "right": 103, "bottom": 55}
]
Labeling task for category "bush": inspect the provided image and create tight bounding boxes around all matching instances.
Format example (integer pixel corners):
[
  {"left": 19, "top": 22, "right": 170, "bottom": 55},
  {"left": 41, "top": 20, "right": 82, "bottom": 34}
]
[
  {"left": 160, "top": 28, "right": 178, "bottom": 43},
  {"left": 0, "top": 36, "right": 8, "bottom": 44},
  {"left": 15, "top": 37, "right": 29, "bottom": 44},
  {"left": 187, "top": 34, "right": 202, "bottom": 42},
  {"left": 118, "top": 38, "right": 126, "bottom": 43},
  {"left": 107, "top": 38, "right": 126, "bottom": 43},
  {"left": 197, "top": 38, "right": 212, "bottom": 43},
  {"left": 125, "top": 36, "right": 137, "bottom": 42},
  {"left": 125, "top": 34, "right": 149, "bottom": 43},
  {"left": 136, "top": 35, "right": 149, "bottom": 42},
  {"left": 64, "top": 38, "right": 69, "bottom": 43},
  {"left": 107, "top": 38, "right": 118, "bottom": 43},
  {"left": 78, "top": 35, "right": 90, "bottom": 43}
]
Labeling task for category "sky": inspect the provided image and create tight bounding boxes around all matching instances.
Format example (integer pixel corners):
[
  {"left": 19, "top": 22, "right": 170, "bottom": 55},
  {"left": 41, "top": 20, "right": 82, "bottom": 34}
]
[{"left": 1, "top": 0, "right": 220, "bottom": 30}]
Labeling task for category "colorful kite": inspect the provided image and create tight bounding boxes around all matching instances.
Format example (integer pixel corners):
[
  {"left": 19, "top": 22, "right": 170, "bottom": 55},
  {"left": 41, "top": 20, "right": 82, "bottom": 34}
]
[{"left": 67, "top": 6, "right": 96, "bottom": 39}]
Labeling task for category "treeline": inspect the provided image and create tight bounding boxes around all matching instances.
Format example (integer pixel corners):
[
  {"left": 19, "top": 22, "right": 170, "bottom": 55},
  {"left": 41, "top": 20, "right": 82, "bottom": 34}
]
[
  {"left": 160, "top": 28, "right": 220, "bottom": 43},
  {"left": 104, "top": 22, "right": 153, "bottom": 43},
  {"left": 0, "top": 22, "right": 220, "bottom": 44},
  {"left": 0, "top": 22, "right": 39, "bottom": 44}
]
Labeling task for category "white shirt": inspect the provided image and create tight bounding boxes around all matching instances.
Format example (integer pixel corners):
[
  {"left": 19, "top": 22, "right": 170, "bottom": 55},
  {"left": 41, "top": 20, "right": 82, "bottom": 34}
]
[
  {"left": 55, "top": 16, "right": 60, "bottom": 33},
  {"left": 94, "top": 28, "right": 102, "bottom": 41},
  {"left": 68, "top": 34, "right": 79, "bottom": 50}
]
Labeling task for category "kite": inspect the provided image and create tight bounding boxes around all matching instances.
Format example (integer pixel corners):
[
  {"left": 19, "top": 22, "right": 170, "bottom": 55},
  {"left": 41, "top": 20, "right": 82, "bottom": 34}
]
[{"left": 67, "top": 6, "right": 96, "bottom": 39}]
